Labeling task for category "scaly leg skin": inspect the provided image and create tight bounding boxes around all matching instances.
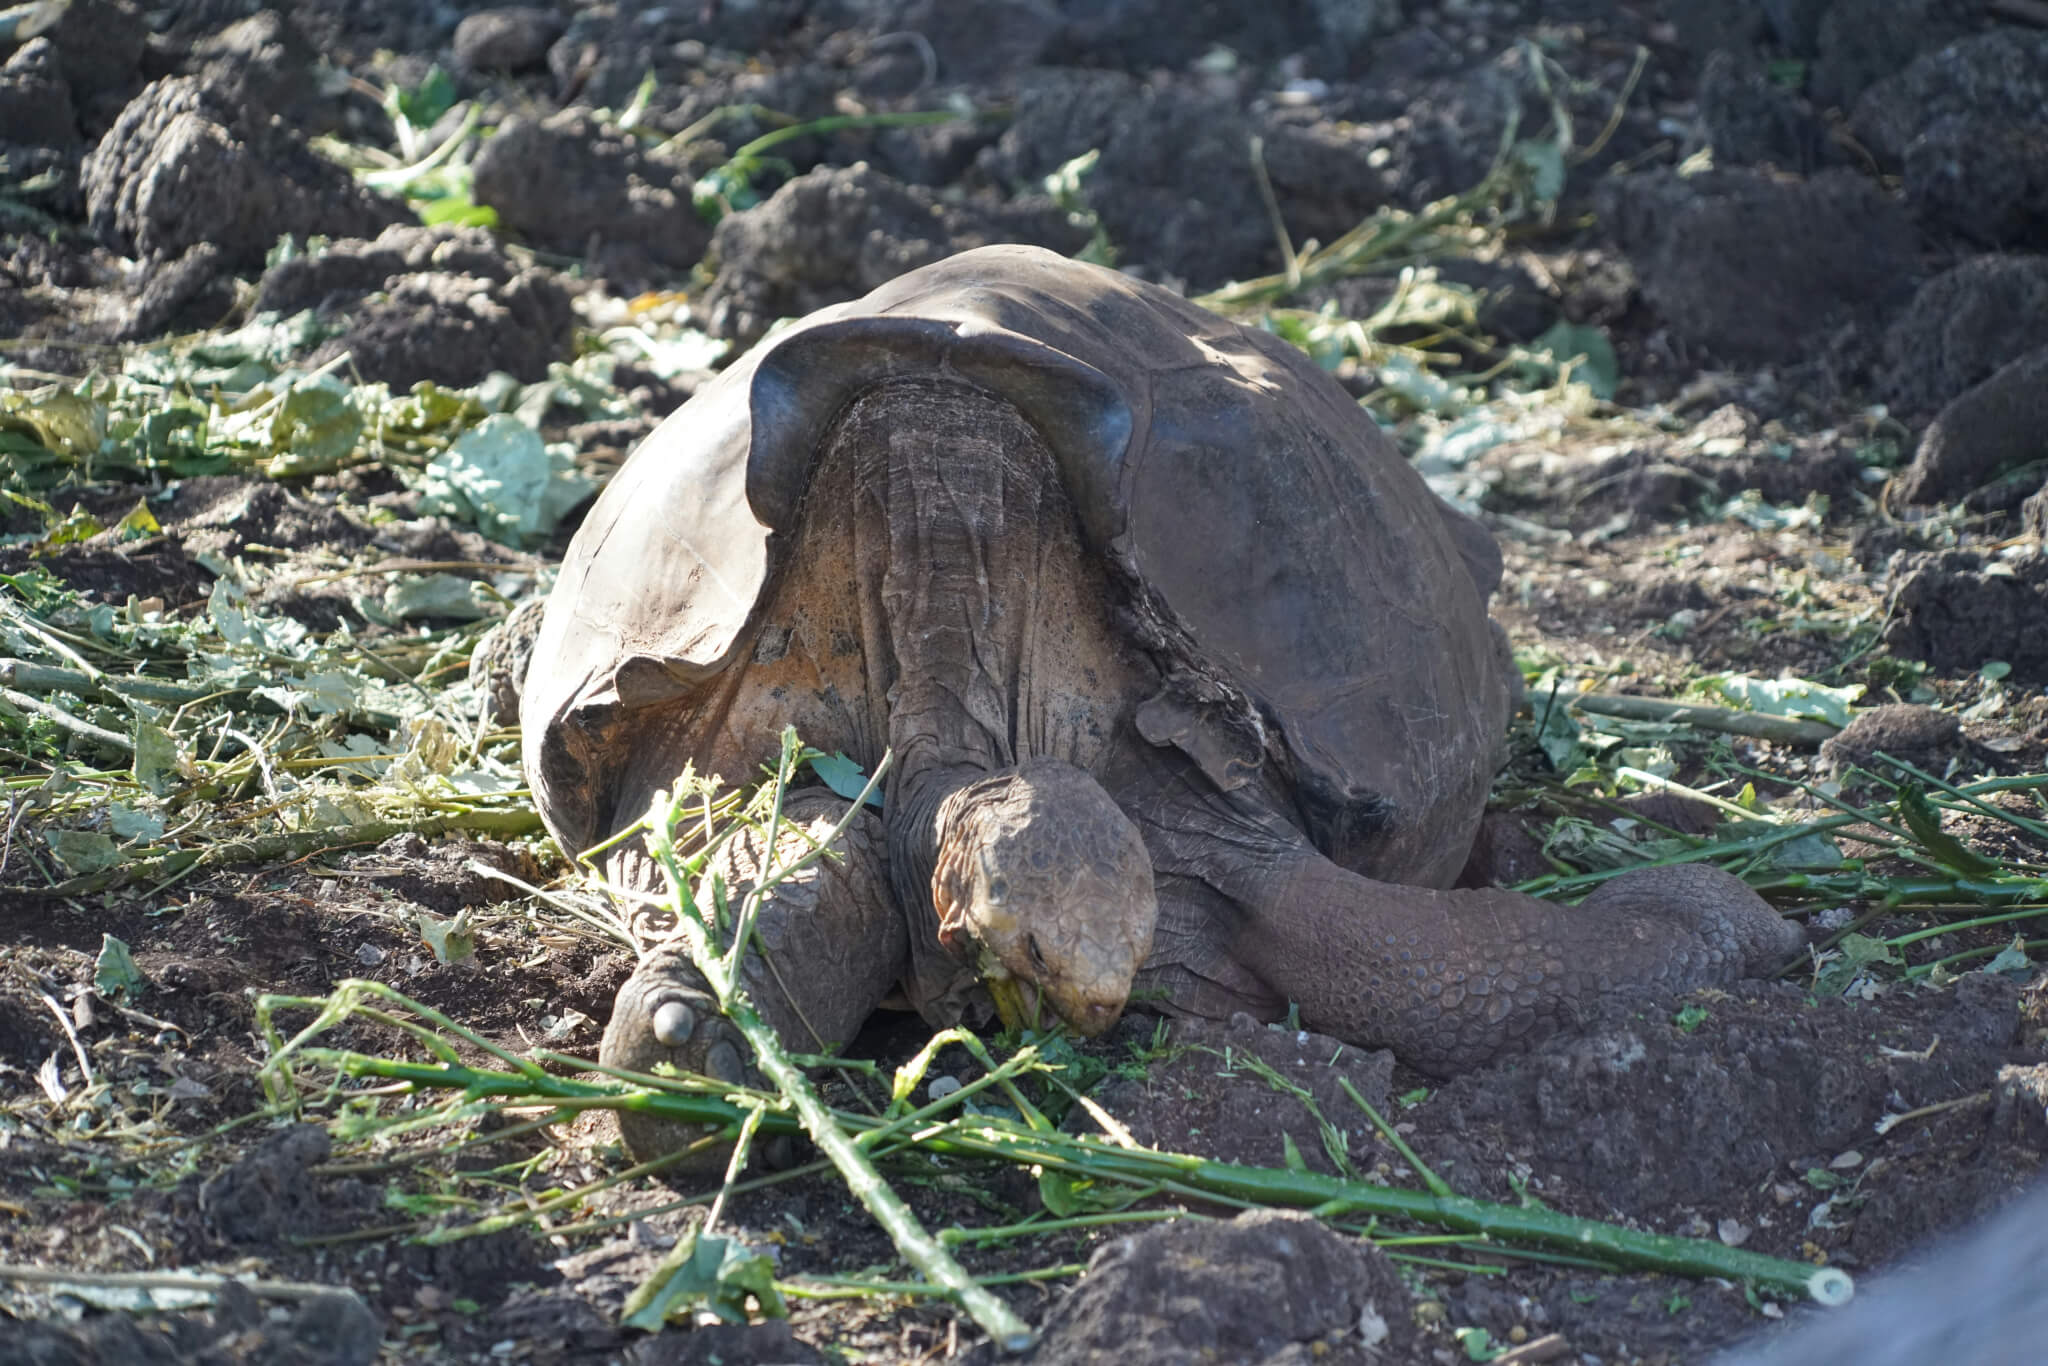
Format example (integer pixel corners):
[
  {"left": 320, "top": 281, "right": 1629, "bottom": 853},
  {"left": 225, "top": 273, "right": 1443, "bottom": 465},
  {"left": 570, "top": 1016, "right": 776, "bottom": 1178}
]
[
  {"left": 1238, "top": 855, "right": 1806, "bottom": 1076},
  {"left": 601, "top": 792, "right": 905, "bottom": 1168}
]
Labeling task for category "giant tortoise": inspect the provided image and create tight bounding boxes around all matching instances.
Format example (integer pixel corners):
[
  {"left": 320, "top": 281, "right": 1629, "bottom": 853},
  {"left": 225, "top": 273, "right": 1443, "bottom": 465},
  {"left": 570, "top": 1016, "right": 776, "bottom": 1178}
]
[{"left": 521, "top": 245, "right": 1800, "bottom": 1159}]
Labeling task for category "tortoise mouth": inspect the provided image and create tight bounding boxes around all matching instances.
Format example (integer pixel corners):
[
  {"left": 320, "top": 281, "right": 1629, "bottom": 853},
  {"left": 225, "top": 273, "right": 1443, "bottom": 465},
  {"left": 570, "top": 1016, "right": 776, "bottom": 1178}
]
[{"left": 987, "top": 971, "right": 1126, "bottom": 1038}]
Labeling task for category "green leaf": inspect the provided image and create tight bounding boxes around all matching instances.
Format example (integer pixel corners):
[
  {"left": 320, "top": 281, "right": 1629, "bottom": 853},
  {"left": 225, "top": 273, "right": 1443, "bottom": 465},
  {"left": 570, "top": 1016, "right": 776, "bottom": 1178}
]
[
  {"left": 621, "top": 1231, "right": 787, "bottom": 1331},
  {"left": 38, "top": 507, "right": 103, "bottom": 546},
  {"left": 268, "top": 378, "right": 365, "bottom": 476},
  {"left": 417, "top": 414, "right": 596, "bottom": 548},
  {"left": 1528, "top": 320, "right": 1619, "bottom": 401},
  {"left": 1455, "top": 1325, "right": 1503, "bottom": 1362},
  {"left": 808, "top": 751, "right": 884, "bottom": 809},
  {"left": 108, "top": 803, "right": 165, "bottom": 842},
  {"left": 1984, "top": 937, "right": 2033, "bottom": 976},
  {"left": 1510, "top": 138, "right": 1567, "bottom": 203},
  {"left": 1280, "top": 1130, "right": 1308, "bottom": 1173},
  {"left": 1898, "top": 786, "right": 1997, "bottom": 879},
  {"left": 95, "top": 934, "right": 144, "bottom": 1001},
  {"left": 132, "top": 717, "right": 183, "bottom": 796},
  {"left": 1722, "top": 820, "right": 1846, "bottom": 873},
  {"left": 1038, "top": 1167, "right": 1081, "bottom": 1216},
  {"left": 1699, "top": 674, "right": 1864, "bottom": 727},
  {"left": 417, "top": 910, "right": 476, "bottom": 966},
  {"left": 1672, "top": 1004, "right": 1709, "bottom": 1034},
  {"left": 1812, "top": 933, "right": 1899, "bottom": 998},
  {"left": 418, "top": 195, "right": 498, "bottom": 229},
  {"left": 113, "top": 500, "right": 161, "bottom": 541},
  {"left": 394, "top": 65, "right": 457, "bottom": 128},
  {"left": 48, "top": 830, "right": 121, "bottom": 874},
  {"left": 1530, "top": 672, "right": 1587, "bottom": 773}
]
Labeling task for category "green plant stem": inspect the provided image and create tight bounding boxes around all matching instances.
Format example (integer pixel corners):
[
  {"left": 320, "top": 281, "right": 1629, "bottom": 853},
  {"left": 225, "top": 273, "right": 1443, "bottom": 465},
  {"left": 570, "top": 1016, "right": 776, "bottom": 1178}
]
[
  {"left": 1887, "top": 906, "right": 2048, "bottom": 949},
  {"left": 1905, "top": 937, "right": 2048, "bottom": 980},
  {"left": 640, "top": 743, "right": 1035, "bottom": 1352},
  {"left": 320, "top": 1050, "right": 1842, "bottom": 1303},
  {"left": 9, "top": 807, "right": 540, "bottom": 897},
  {"left": 2, "top": 684, "right": 131, "bottom": 752},
  {"left": 725, "top": 109, "right": 965, "bottom": 162},
  {"left": 1575, "top": 693, "right": 1840, "bottom": 745},
  {"left": 1873, "top": 752, "right": 2048, "bottom": 844},
  {"left": 783, "top": 1264, "right": 1086, "bottom": 1300},
  {"left": 940, "top": 1208, "right": 1199, "bottom": 1247}
]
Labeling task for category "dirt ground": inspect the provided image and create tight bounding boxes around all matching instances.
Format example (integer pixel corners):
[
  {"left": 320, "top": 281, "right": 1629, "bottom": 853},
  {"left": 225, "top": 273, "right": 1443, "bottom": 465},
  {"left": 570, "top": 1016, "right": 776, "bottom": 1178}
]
[{"left": 3, "top": 1, "right": 2048, "bottom": 1363}]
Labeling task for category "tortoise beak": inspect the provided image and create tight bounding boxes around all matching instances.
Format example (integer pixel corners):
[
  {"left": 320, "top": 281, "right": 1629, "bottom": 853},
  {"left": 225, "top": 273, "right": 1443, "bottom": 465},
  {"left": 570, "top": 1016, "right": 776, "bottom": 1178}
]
[
  {"left": 1062, "top": 996, "right": 1124, "bottom": 1037},
  {"left": 985, "top": 975, "right": 1124, "bottom": 1038}
]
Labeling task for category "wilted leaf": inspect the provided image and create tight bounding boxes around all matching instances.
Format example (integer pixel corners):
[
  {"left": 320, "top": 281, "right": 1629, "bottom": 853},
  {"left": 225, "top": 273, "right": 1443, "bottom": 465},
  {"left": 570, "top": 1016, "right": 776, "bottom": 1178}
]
[
  {"left": 1699, "top": 674, "right": 1864, "bottom": 727},
  {"left": 1898, "top": 786, "right": 1997, "bottom": 878},
  {"left": 380, "top": 572, "right": 492, "bottom": 622},
  {"left": 254, "top": 671, "right": 362, "bottom": 717},
  {"left": 1375, "top": 352, "right": 1470, "bottom": 416},
  {"left": 1813, "top": 933, "right": 1898, "bottom": 998},
  {"left": 268, "top": 378, "right": 364, "bottom": 476},
  {"left": 417, "top": 910, "right": 475, "bottom": 965},
  {"left": 8, "top": 389, "right": 107, "bottom": 453},
  {"left": 1510, "top": 138, "right": 1567, "bottom": 203},
  {"left": 48, "top": 829, "right": 120, "bottom": 874},
  {"left": 622, "top": 1231, "right": 787, "bottom": 1331},
  {"left": 1984, "top": 936, "right": 2033, "bottom": 976},
  {"left": 108, "top": 802, "right": 166, "bottom": 842},
  {"left": 133, "top": 716, "right": 183, "bottom": 796},
  {"left": 113, "top": 500, "right": 161, "bottom": 541},
  {"left": 95, "top": 933, "right": 144, "bottom": 1000},
  {"left": 1529, "top": 320, "right": 1619, "bottom": 401}
]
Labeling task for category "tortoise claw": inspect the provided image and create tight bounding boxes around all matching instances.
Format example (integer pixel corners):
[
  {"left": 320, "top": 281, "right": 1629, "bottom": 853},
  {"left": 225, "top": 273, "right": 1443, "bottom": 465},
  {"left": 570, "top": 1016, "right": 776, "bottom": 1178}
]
[
  {"left": 651, "top": 997, "right": 696, "bottom": 1047},
  {"left": 602, "top": 946, "right": 761, "bottom": 1171}
]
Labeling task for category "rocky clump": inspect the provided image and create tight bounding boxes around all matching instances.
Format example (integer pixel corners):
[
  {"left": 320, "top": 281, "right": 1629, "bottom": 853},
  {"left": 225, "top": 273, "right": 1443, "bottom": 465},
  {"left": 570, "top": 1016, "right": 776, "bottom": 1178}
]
[
  {"left": 696, "top": 163, "right": 1087, "bottom": 343},
  {"left": 470, "top": 110, "right": 712, "bottom": 284},
  {"left": 1883, "top": 551, "right": 2048, "bottom": 679},
  {"left": 1598, "top": 167, "right": 1919, "bottom": 365},
  {"left": 1000, "top": 1210, "right": 1423, "bottom": 1364},
  {"left": 1850, "top": 28, "right": 2048, "bottom": 248},
  {"left": 1892, "top": 347, "right": 2048, "bottom": 505},
  {"left": 1880, "top": 254, "right": 2048, "bottom": 419},
  {"left": 253, "top": 226, "right": 574, "bottom": 386},
  {"left": 82, "top": 75, "right": 398, "bottom": 267}
]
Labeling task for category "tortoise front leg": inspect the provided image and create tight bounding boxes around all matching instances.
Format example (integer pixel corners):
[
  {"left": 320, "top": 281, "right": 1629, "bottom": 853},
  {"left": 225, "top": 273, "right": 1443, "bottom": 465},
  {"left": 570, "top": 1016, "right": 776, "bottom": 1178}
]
[
  {"left": 1233, "top": 854, "right": 1805, "bottom": 1075},
  {"left": 601, "top": 791, "right": 905, "bottom": 1167}
]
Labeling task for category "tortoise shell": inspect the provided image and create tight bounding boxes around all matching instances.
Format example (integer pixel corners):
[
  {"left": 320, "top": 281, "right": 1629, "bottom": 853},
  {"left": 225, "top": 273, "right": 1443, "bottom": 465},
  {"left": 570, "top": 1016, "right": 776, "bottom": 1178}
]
[{"left": 523, "top": 245, "right": 1507, "bottom": 887}]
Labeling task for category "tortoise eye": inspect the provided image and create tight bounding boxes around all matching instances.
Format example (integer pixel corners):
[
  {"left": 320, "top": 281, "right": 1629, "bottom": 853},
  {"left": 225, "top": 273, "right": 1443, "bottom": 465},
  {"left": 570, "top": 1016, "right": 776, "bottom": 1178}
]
[
  {"left": 1026, "top": 933, "right": 1048, "bottom": 971},
  {"left": 986, "top": 875, "right": 1009, "bottom": 904}
]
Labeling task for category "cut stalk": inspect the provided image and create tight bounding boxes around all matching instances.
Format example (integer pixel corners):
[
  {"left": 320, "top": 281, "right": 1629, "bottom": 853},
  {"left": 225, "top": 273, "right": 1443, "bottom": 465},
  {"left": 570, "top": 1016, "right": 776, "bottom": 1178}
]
[
  {"left": 638, "top": 732, "right": 1034, "bottom": 1352},
  {"left": 310, "top": 1047, "right": 1847, "bottom": 1305}
]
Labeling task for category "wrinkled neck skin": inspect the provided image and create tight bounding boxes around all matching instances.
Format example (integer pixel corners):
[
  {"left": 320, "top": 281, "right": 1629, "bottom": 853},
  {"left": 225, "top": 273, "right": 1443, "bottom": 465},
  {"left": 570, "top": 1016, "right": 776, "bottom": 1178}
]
[{"left": 886, "top": 761, "right": 984, "bottom": 939}]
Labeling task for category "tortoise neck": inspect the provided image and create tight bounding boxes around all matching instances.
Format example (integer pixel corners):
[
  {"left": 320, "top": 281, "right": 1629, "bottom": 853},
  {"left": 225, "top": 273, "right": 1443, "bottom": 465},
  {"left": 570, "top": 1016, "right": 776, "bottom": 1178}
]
[{"left": 885, "top": 762, "right": 984, "bottom": 924}]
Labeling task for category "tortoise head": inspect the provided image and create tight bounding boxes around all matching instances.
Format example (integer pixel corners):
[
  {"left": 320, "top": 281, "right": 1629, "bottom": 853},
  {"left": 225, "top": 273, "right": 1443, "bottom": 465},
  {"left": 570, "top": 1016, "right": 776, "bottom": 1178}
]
[{"left": 931, "top": 759, "right": 1156, "bottom": 1037}]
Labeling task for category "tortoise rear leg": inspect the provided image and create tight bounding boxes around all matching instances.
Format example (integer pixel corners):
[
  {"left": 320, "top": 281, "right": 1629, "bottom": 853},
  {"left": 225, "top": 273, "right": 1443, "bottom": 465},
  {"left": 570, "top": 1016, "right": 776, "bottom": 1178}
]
[
  {"left": 602, "top": 791, "right": 905, "bottom": 1167},
  {"left": 1233, "top": 851, "right": 1805, "bottom": 1076}
]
